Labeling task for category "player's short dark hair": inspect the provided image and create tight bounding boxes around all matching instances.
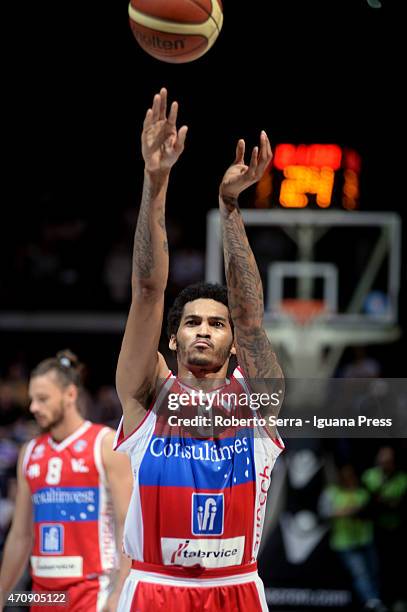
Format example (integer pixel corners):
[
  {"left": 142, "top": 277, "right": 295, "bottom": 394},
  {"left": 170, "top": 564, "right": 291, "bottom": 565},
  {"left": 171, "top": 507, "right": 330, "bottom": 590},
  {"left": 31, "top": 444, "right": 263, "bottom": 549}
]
[
  {"left": 167, "top": 282, "right": 232, "bottom": 338},
  {"left": 30, "top": 349, "right": 85, "bottom": 389}
]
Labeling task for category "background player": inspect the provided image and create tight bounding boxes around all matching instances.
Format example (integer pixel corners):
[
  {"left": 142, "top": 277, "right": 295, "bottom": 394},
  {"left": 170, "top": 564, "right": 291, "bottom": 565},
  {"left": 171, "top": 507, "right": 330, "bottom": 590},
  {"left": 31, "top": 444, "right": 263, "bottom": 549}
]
[{"left": 0, "top": 350, "right": 132, "bottom": 611}]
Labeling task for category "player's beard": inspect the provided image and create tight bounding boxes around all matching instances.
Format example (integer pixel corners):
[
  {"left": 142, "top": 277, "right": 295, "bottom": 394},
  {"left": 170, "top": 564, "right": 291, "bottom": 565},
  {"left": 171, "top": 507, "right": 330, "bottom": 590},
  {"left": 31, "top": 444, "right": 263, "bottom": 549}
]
[
  {"left": 39, "top": 400, "right": 65, "bottom": 432},
  {"left": 177, "top": 337, "right": 232, "bottom": 370}
]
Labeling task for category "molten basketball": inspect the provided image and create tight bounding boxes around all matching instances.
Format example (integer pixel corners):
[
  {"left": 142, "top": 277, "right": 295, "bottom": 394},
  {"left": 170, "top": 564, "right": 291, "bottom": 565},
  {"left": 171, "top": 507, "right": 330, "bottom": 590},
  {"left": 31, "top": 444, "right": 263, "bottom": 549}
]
[{"left": 128, "top": 0, "right": 223, "bottom": 63}]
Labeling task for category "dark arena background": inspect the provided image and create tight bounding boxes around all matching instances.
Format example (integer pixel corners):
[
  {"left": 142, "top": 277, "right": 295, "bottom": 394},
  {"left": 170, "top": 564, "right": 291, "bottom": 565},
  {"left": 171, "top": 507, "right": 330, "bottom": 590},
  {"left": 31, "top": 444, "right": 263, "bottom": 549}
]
[{"left": 1, "top": 1, "right": 406, "bottom": 611}]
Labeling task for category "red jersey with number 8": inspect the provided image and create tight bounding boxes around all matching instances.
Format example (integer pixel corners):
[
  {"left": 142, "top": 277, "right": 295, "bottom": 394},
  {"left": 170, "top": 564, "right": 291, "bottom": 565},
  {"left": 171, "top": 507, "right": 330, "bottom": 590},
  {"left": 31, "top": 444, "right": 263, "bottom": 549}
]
[{"left": 24, "top": 421, "right": 117, "bottom": 589}]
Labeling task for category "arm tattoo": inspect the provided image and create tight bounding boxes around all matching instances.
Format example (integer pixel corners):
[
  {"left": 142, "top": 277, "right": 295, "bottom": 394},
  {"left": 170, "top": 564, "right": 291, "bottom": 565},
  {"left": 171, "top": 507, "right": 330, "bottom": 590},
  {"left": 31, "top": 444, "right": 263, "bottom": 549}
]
[
  {"left": 132, "top": 174, "right": 169, "bottom": 287},
  {"left": 220, "top": 195, "right": 284, "bottom": 397},
  {"left": 237, "top": 326, "right": 284, "bottom": 417},
  {"left": 133, "top": 180, "right": 154, "bottom": 280},
  {"left": 221, "top": 200, "right": 263, "bottom": 325},
  {"left": 237, "top": 327, "right": 280, "bottom": 378},
  {"left": 158, "top": 213, "right": 169, "bottom": 254}
]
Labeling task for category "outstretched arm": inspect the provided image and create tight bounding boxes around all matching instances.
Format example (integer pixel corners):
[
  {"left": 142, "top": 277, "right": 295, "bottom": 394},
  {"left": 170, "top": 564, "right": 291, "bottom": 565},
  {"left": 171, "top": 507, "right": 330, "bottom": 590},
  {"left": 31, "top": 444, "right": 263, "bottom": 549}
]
[
  {"left": 219, "top": 132, "right": 284, "bottom": 427},
  {"left": 116, "top": 88, "right": 188, "bottom": 436}
]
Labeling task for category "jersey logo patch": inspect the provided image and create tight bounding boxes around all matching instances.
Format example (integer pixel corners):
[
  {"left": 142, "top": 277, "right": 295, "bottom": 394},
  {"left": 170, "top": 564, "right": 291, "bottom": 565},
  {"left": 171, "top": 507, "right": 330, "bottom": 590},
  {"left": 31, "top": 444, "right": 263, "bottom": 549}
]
[
  {"left": 71, "top": 458, "right": 89, "bottom": 473},
  {"left": 27, "top": 463, "right": 41, "bottom": 479},
  {"left": 32, "top": 487, "right": 99, "bottom": 523},
  {"left": 73, "top": 439, "right": 88, "bottom": 453},
  {"left": 192, "top": 493, "right": 224, "bottom": 535},
  {"left": 162, "top": 536, "right": 245, "bottom": 568},
  {"left": 32, "top": 444, "right": 45, "bottom": 460},
  {"left": 40, "top": 524, "right": 64, "bottom": 554}
]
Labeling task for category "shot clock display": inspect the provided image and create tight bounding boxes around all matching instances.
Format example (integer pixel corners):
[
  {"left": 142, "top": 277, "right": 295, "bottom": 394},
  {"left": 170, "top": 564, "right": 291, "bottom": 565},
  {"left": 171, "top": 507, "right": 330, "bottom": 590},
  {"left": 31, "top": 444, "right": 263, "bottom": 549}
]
[{"left": 255, "top": 144, "right": 361, "bottom": 210}]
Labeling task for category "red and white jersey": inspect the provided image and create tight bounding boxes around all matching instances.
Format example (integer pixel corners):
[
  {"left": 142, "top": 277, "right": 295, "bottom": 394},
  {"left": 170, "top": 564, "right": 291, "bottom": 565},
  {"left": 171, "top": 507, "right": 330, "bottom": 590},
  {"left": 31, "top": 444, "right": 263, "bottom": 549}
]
[
  {"left": 114, "top": 367, "right": 284, "bottom": 577},
  {"left": 24, "top": 421, "right": 118, "bottom": 589}
]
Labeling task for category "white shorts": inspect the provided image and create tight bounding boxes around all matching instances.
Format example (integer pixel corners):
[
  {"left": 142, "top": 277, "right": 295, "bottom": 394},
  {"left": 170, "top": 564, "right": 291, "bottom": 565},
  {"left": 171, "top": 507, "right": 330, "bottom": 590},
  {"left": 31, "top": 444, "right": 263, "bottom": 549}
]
[{"left": 117, "top": 567, "right": 268, "bottom": 611}]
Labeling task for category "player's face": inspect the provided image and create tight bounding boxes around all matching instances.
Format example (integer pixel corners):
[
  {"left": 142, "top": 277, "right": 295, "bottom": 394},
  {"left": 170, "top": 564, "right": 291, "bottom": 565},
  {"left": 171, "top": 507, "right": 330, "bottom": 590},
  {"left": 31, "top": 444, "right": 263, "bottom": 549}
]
[
  {"left": 171, "top": 299, "right": 235, "bottom": 370},
  {"left": 28, "top": 373, "right": 67, "bottom": 432}
]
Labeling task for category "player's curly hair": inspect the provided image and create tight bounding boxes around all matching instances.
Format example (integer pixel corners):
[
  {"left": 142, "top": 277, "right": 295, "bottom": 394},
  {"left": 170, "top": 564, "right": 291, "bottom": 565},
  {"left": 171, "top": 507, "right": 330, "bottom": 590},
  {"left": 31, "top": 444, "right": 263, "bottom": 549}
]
[
  {"left": 30, "top": 349, "right": 85, "bottom": 389},
  {"left": 167, "top": 282, "right": 233, "bottom": 338}
]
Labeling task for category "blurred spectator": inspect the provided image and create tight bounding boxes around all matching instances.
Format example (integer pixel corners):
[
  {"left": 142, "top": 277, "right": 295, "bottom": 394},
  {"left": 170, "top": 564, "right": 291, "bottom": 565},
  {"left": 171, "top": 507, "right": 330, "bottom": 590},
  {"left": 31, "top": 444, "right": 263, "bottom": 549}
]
[
  {"left": 0, "top": 477, "right": 17, "bottom": 549},
  {"left": 0, "top": 383, "right": 22, "bottom": 427},
  {"left": 341, "top": 347, "right": 381, "bottom": 379},
  {"left": 0, "top": 358, "right": 29, "bottom": 425},
  {"left": 25, "top": 222, "right": 62, "bottom": 286},
  {"left": 0, "top": 436, "right": 19, "bottom": 488},
  {"left": 0, "top": 429, "right": 20, "bottom": 546},
  {"left": 334, "top": 348, "right": 383, "bottom": 473},
  {"left": 169, "top": 248, "right": 205, "bottom": 289},
  {"left": 103, "top": 242, "right": 131, "bottom": 304},
  {"left": 10, "top": 419, "right": 40, "bottom": 445},
  {"left": 12, "top": 215, "right": 100, "bottom": 309},
  {"left": 319, "top": 464, "right": 386, "bottom": 611},
  {"left": 362, "top": 447, "right": 407, "bottom": 611},
  {"left": 88, "top": 385, "right": 122, "bottom": 428}
]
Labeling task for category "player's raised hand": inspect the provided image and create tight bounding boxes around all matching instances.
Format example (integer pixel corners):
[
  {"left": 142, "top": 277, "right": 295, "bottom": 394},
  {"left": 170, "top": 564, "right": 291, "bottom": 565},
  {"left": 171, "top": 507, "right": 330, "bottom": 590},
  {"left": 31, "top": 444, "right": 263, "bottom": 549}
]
[
  {"left": 142, "top": 88, "right": 188, "bottom": 173},
  {"left": 219, "top": 131, "right": 272, "bottom": 200}
]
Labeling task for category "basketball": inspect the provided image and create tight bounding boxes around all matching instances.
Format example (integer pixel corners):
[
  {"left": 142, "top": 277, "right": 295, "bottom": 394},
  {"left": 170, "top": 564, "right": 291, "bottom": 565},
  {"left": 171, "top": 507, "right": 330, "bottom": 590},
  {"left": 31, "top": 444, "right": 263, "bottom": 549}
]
[{"left": 128, "top": 0, "right": 223, "bottom": 63}]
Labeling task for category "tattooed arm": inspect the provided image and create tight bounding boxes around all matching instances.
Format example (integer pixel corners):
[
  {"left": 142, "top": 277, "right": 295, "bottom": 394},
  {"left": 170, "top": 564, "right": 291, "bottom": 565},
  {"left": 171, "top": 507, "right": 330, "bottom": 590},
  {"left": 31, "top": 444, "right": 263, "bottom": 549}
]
[
  {"left": 219, "top": 132, "right": 284, "bottom": 432},
  {"left": 116, "top": 88, "right": 187, "bottom": 436}
]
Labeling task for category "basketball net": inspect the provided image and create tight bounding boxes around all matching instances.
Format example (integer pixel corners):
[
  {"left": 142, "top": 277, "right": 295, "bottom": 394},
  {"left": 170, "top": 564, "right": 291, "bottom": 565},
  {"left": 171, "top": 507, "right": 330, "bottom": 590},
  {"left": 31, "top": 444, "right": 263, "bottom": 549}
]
[{"left": 279, "top": 299, "right": 326, "bottom": 326}]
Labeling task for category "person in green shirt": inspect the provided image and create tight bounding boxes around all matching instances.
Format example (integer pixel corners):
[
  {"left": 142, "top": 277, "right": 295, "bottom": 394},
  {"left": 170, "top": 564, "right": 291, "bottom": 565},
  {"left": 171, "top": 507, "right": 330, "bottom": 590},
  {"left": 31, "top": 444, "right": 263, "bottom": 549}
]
[
  {"left": 319, "top": 464, "right": 386, "bottom": 612},
  {"left": 362, "top": 446, "right": 407, "bottom": 610}
]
